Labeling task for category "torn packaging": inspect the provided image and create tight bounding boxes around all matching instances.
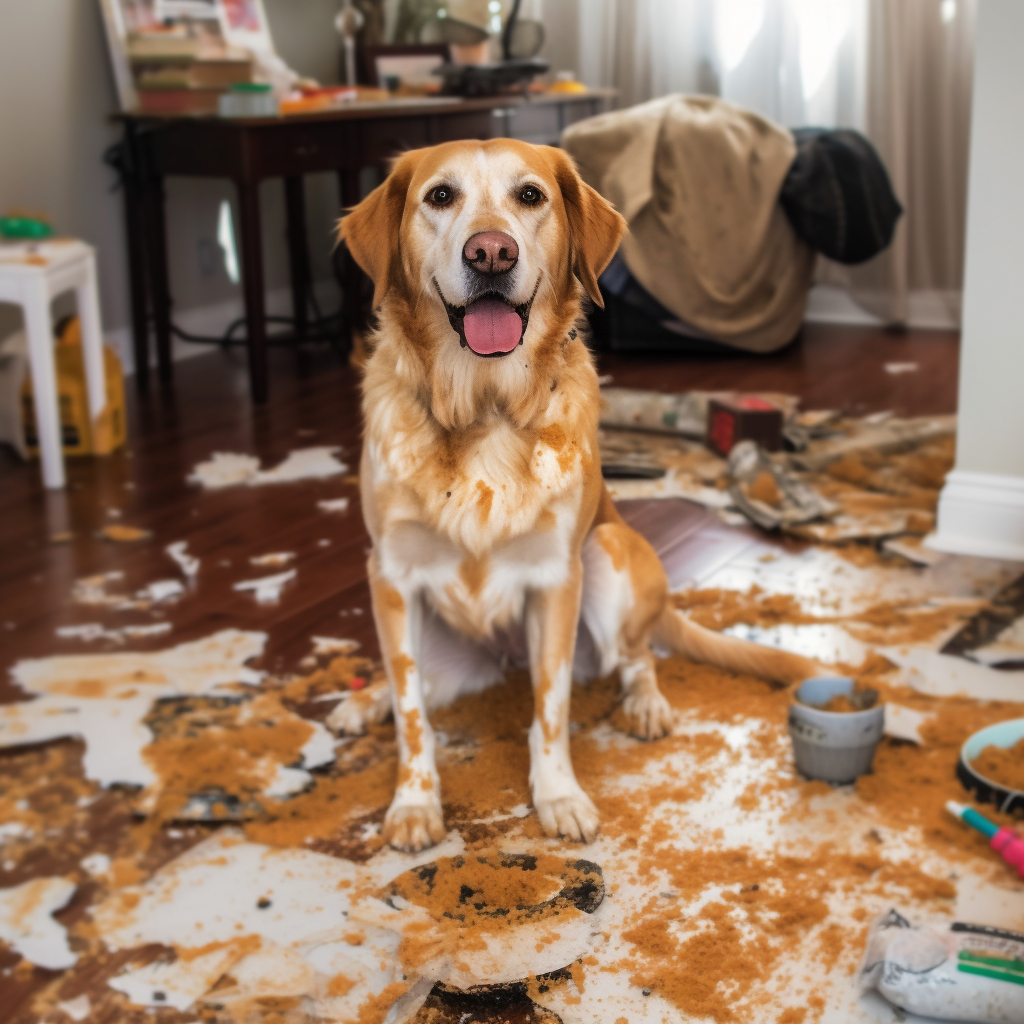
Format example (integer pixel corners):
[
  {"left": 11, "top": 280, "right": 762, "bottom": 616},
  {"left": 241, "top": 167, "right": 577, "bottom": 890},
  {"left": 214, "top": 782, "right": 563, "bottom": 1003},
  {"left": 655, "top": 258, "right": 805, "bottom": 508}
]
[
  {"left": 0, "top": 631, "right": 267, "bottom": 788},
  {"left": 94, "top": 831, "right": 451, "bottom": 1019}
]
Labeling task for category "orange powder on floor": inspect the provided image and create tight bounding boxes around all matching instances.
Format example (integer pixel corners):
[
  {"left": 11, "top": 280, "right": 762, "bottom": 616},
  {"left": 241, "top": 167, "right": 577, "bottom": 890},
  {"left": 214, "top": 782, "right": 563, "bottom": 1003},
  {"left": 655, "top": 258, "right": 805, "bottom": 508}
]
[
  {"left": 388, "top": 853, "right": 568, "bottom": 927},
  {"left": 972, "top": 737, "right": 1024, "bottom": 792},
  {"left": 142, "top": 691, "right": 315, "bottom": 823}
]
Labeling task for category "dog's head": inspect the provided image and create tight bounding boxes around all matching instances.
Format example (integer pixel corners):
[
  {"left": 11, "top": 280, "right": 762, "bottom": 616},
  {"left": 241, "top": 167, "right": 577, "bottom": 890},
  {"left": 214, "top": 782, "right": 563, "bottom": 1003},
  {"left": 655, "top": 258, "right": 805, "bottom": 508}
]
[{"left": 340, "top": 140, "right": 625, "bottom": 359}]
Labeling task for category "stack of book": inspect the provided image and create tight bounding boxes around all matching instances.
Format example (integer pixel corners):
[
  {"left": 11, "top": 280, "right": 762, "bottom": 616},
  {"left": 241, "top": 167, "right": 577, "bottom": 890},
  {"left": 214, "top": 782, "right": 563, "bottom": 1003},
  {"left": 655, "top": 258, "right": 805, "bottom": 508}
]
[{"left": 129, "top": 30, "right": 253, "bottom": 115}]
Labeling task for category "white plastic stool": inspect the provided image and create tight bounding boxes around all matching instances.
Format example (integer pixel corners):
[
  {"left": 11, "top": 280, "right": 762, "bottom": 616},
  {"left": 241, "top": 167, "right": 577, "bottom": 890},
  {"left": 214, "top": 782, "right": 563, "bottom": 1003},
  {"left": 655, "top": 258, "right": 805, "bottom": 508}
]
[{"left": 0, "top": 240, "right": 106, "bottom": 489}]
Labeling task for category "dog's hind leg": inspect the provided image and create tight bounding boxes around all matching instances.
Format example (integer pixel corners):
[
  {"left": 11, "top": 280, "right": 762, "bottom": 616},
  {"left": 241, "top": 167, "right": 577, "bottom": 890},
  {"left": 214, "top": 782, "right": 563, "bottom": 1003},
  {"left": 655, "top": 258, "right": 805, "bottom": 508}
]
[
  {"left": 582, "top": 521, "right": 674, "bottom": 740},
  {"left": 367, "top": 556, "right": 446, "bottom": 852}
]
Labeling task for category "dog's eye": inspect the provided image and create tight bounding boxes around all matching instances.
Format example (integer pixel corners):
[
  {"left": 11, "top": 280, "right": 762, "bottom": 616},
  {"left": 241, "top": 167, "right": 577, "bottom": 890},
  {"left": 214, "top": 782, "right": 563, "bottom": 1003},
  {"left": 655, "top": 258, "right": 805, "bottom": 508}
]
[
  {"left": 518, "top": 185, "right": 544, "bottom": 205},
  {"left": 426, "top": 185, "right": 455, "bottom": 207}
]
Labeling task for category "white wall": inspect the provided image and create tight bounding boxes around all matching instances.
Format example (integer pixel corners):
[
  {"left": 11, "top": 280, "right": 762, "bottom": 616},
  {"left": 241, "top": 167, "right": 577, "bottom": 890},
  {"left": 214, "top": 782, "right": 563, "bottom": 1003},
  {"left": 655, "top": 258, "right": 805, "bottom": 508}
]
[
  {"left": 931, "top": 0, "right": 1024, "bottom": 560},
  {"left": 0, "top": 0, "right": 345, "bottom": 369}
]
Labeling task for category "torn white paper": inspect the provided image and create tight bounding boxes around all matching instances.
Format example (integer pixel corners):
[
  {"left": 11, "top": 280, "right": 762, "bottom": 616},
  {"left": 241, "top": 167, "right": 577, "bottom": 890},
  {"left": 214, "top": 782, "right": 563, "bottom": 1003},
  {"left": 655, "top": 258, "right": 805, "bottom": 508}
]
[
  {"left": 249, "top": 552, "right": 296, "bottom": 568},
  {"left": 72, "top": 573, "right": 184, "bottom": 612},
  {"left": 1, "top": 631, "right": 266, "bottom": 787},
  {"left": 311, "top": 637, "right": 359, "bottom": 656},
  {"left": 317, "top": 498, "right": 350, "bottom": 514},
  {"left": 233, "top": 569, "right": 297, "bottom": 604},
  {"left": 110, "top": 945, "right": 247, "bottom": 1011},
  {"left": 0, "top": 877, "right": 77, "bottom": 969},
  {"left": 80, "top": 852, "right": 112, "bottom": 877},
  {"left": 56, "top": 622, "right": 173, "bottom": 645},
  {"left": 966, "top": 617, "right": 1024, "bottom": 667},
  {"left": 883, "top": 647, "right": 1024, "bottom": 702},
  {"left": 884, "top": 703, "right": 932, "bottom": 745},
  {"left": 189, "top": 448, "right": 347, "bottom": 490},
  {"left": 55, "top": 995, "right": 91, "bottom": 1021},
  {"left": 166, "top": 541, "right": 200, "bottom": 579}
]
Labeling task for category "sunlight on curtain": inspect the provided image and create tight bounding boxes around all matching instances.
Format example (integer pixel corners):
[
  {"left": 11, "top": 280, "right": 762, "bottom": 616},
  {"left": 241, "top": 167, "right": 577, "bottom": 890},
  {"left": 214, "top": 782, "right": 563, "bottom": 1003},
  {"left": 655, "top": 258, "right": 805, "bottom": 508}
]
[
  {"left": 579, "top": 0, "right": 866, "bottom": 129},
  {"left": 571, "top": 0, "right": 974, "bottom": 327},
  {"left": 715, "top": 0, "right": 766, "bottom": 72}
]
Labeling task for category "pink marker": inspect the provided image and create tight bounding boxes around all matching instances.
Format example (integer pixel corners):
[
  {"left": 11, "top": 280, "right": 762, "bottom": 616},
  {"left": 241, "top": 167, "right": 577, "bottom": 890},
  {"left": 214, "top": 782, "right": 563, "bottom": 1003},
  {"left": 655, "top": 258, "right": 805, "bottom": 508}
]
[{"left": 947, "top": 800, "right": 1024, "bottom": 879}]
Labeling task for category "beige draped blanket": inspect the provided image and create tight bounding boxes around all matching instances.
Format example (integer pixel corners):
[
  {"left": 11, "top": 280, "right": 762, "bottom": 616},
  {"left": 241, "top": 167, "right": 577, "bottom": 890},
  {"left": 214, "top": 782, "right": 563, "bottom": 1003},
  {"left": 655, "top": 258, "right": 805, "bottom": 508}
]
[{"left": 562, "top": 95, "right": 815, "bottom": 353}]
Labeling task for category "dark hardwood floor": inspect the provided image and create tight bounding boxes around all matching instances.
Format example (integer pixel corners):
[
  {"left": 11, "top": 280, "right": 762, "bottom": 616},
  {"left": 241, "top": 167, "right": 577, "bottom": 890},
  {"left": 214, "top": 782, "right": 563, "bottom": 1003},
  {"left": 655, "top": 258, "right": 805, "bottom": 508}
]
[{"left": 0, "top": 322, "right": 959, "bottom": 700}]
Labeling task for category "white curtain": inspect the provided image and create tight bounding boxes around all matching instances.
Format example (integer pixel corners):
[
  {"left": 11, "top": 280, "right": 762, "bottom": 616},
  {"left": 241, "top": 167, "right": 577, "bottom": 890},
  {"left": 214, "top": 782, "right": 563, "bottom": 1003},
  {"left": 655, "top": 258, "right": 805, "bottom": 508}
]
[{"left": 571, "top": 0, "right": 975, "bottom": 327}]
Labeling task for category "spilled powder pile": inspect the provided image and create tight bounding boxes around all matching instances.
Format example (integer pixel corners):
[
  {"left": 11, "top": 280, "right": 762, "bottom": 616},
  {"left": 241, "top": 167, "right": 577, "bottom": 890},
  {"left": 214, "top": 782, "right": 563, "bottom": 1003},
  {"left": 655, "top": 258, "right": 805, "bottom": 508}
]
[
  {"left": 972, "top": 737, "right": 1024, "bottom": 792},
  {"left": 747, "top": 470, "right": 783, "bottom": 507},
  {"left": 800, "top": 688, "right": 878, "bottom": 713},
  {"left": 141, "top": 690, "right": 316, "bottom": 822}
]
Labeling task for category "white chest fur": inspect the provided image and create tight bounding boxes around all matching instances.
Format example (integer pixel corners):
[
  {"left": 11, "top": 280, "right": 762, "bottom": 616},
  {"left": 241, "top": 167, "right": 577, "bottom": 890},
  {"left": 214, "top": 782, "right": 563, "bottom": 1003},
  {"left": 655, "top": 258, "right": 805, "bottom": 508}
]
[{"left": 377, "top": 497, "right": 578, "bottom": 641}]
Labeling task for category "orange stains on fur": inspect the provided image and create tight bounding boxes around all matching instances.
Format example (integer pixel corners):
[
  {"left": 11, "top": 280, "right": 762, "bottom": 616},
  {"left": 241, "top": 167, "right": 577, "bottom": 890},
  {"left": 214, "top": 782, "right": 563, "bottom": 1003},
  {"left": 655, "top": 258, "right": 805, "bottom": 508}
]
[
  {"left": 475, "top": 480, "right": 494, "bottom": 521},
  {"left": 539, "top": 423, "right": 568, "bottom": 452},
  {"left": 458, "top": 554, "right": 489, "bottom": 596},
  {"left": 396, "top": 708, "right": 425, "bottom": 788},
  {"left": 378, "top": 583, "right": 405, "bottom": 615},
  {"left": 534, "top": 670, "right": 563, "bottom": 746},
  {"left": 391, "top": 654, "right": 415, "bottom": 699}
]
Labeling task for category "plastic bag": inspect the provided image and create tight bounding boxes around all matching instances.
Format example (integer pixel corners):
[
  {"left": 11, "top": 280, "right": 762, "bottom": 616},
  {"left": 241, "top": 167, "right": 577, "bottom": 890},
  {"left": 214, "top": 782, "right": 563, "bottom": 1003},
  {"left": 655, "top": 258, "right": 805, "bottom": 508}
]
[{"left": 860, "top": 909, "right": 1024, "bottom": 1024}]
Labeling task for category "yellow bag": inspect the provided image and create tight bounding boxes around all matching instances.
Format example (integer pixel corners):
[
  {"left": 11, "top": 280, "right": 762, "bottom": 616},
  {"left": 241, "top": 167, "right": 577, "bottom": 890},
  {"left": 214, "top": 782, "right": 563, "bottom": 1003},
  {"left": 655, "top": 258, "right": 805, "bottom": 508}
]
[{"left": 21, "top": 317, "right": 126, "bottom": 457}]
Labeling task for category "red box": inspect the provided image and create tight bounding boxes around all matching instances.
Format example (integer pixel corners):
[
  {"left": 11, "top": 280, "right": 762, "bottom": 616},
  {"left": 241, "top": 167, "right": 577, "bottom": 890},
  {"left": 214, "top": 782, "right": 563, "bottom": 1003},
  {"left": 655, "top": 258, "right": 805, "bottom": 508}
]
[{"left": 706, "top": 395, "right": 784, "bottom": 456}]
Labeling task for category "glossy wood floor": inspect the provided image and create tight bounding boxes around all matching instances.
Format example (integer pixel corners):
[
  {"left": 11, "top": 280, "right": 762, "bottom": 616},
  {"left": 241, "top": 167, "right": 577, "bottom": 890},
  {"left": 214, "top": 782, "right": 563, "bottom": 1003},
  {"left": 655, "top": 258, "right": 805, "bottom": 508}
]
[{"left": 0, "top": 322, "right": 960, "bottom": 703}]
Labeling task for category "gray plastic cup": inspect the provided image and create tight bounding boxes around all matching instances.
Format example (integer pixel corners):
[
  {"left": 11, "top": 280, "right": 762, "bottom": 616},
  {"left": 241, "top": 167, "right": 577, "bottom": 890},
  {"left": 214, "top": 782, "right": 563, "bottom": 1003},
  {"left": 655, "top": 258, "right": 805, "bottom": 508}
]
[{"left": 788, "top": 676, "right": 886, "bottom": 784}]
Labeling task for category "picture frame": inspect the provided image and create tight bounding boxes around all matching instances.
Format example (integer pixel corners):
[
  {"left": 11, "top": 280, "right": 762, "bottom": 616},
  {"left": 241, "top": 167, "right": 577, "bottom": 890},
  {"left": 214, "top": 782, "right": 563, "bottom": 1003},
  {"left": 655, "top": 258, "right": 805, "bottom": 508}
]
[{"left": 362, "top": 44, "right": 450, "bottom": 89}]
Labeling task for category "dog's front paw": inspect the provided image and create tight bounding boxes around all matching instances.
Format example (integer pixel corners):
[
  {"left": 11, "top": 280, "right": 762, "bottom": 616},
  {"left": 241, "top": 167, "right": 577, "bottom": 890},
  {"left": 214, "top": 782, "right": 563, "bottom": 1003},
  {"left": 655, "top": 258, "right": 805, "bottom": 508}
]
[
  {"left": 534, "top": 790, "right": 599, "bottom": 844},
  {"left": 622, "top": 687, "right": 674, "bottom": 741},
  {"left": 382, "top": 800, "right": 447, "bottom": 852},
  {"left": 326, "top": 683, "right": 391, "bottom": 736}
]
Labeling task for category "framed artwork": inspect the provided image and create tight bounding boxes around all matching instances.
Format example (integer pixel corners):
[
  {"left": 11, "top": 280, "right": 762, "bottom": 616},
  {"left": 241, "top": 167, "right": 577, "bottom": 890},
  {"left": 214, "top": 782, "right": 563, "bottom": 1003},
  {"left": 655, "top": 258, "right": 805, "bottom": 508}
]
[{"left": 219, "top": 0, "right": 274, "bottom": 52}]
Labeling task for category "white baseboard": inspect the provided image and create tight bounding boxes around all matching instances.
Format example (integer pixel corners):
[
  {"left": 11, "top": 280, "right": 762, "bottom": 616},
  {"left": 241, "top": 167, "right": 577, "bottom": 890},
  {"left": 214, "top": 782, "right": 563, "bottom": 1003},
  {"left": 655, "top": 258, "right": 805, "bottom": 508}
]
[
  {"left": 927, "top": 470, "right": 1024, "bottom": 562},
  {"left": 107, "top": 281, "right": 341, "bottom": 376},
  {"left": 804, "top": 285, "right": 962, "bottom": 331}
]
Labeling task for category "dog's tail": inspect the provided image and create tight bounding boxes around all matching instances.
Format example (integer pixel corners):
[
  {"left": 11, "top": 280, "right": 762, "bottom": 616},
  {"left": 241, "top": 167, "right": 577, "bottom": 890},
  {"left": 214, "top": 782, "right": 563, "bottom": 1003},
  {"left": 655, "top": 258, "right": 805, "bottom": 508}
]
[{"left": 652, "top": 605, "right": 821, "bottom": 686}]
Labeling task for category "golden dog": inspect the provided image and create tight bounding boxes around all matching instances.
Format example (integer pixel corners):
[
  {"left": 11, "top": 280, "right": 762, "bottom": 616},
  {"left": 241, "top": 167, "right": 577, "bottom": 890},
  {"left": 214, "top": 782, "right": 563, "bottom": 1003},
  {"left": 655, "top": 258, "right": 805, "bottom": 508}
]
[{"left": 336, "top": 139, "right": 816, "bottom": 852}]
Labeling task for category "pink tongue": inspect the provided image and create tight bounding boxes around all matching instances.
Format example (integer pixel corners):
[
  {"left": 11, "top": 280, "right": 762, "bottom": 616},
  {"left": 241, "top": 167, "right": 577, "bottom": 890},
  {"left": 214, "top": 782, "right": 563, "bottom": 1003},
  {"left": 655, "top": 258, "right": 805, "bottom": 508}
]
[{"left": 462, "top": 298, "right": 523, "bottom": 355}]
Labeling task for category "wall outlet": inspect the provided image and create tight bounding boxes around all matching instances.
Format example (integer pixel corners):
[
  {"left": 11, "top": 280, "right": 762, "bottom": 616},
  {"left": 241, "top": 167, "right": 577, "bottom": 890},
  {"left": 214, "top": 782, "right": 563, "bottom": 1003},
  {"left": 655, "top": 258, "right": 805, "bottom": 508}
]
[{"left": 197, "top": 237, "right": 219, "bottom": 278}]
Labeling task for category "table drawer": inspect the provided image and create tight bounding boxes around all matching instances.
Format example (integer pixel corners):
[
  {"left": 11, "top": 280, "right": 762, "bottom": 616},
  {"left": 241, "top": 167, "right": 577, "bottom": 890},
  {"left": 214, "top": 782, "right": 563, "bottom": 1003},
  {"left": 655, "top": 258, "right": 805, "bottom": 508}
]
[
  {"left": 432, "top": 111, "right": 497, "bottom": 143},
  {"left": 357, "top": 117, "right": 430, "bottom": 163},
  {"left": 503, "top": 103, "right": 562, "bottom": 144},
  {"left": 247, "top": 122, "right": 357, "bottom": 177}
]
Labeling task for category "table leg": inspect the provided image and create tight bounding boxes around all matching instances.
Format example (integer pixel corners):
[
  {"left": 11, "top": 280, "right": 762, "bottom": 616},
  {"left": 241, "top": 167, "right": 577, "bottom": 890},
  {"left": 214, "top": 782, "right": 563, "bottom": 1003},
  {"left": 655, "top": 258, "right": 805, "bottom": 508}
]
[
  {"left": 76, "top": 252, "right": 107, "bottom": 424},
  {"left": 23, "top": 280, "right": 65, "bottom": 490},
  {"left": 337, "top": 169, "right": 365, "bottom": 356},
  {"left": 284, "top": 175, "right": 310, "bottom": 344},
  {"left": 142, "top": 172, "right": 173, "bottom": 385},
  {"left": 122, "top": 123, "right": 151, "bottom": 391},
  {"left": 235, "top": 179, "right": 269, "bottom": 404}
]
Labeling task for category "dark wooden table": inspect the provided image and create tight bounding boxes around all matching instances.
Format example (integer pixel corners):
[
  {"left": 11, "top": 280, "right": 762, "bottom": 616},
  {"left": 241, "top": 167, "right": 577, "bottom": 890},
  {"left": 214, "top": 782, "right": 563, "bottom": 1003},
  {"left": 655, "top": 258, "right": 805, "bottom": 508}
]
[{"left": 119, "top": 89, "right": 615, "bottom": 403}]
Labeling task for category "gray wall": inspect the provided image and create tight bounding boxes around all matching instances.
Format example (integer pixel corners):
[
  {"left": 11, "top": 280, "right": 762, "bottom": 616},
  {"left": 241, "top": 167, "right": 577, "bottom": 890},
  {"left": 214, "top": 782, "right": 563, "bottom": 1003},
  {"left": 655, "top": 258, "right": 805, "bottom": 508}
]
[{"left": 0, "top": 0, "right": 347, "bottom": 366}]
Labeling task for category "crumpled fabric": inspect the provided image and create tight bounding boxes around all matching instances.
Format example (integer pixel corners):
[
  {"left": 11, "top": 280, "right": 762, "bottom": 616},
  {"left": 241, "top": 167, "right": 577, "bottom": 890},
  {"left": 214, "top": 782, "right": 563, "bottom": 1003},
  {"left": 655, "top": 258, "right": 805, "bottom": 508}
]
[{"left": 563, "top": 94, "right": 815, "bottom": 353}]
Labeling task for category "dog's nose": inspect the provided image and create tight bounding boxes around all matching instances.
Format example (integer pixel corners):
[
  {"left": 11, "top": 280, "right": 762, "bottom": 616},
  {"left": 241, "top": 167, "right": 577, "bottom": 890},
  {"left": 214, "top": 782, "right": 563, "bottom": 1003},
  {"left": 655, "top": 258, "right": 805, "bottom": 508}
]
[{"left": 463, "top": 231, "right": 519, "bottom": 275}]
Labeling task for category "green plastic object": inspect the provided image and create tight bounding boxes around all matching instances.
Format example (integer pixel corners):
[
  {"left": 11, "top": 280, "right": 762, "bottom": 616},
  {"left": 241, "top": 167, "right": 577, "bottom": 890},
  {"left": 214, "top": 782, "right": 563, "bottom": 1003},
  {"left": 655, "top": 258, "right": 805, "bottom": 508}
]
[
  {"left": 962, "top": 805, "right": 1000, "bottom": 839},
  {"left": 230, "top": 82, "right": 272, "bottom": 92},
  {"left": 0, "top": 216, "right": 53, "bottom": 240}
]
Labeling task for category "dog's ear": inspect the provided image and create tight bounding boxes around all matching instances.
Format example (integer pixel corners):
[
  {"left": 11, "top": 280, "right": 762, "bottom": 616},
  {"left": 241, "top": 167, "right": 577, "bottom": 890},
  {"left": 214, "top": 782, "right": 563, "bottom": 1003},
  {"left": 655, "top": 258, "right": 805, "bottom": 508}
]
[
  {"left": 551, "top": 150, "right": 626, "bottom": 308},
  {"left": 338, "top": 151, "right": 419, "bottom": 308}
]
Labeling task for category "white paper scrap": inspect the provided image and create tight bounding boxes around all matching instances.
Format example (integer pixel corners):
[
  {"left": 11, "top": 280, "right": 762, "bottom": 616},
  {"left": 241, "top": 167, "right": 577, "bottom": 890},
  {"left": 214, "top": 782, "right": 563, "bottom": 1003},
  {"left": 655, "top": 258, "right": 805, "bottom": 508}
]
[
  {"left": 233, "top": 569, "right": 297, "bottom": 604},
  {"left": 0, "top": 877, "right": 77, "bottom": 969}
]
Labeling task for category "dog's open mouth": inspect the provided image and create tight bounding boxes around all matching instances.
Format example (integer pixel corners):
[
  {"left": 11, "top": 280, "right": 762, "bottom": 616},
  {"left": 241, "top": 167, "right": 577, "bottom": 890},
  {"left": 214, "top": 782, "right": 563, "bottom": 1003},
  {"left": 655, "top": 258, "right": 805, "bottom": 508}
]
[{"left": 435, "top": 281, "right": 538, "bottom": 358}]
